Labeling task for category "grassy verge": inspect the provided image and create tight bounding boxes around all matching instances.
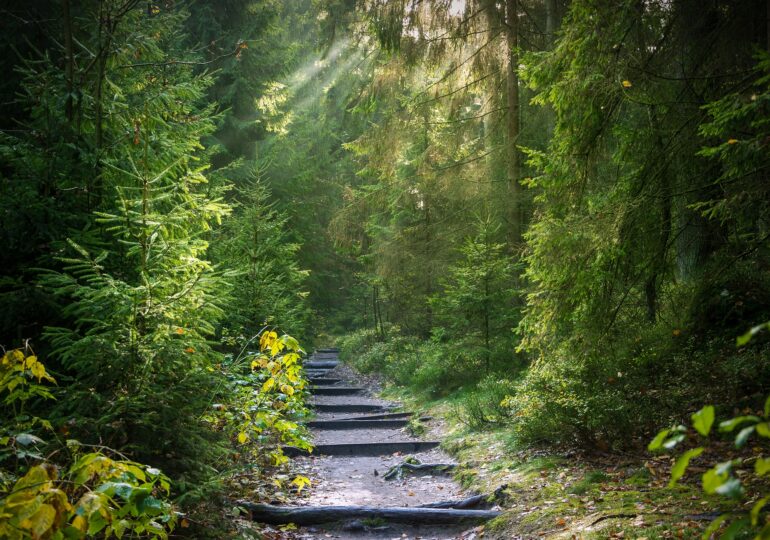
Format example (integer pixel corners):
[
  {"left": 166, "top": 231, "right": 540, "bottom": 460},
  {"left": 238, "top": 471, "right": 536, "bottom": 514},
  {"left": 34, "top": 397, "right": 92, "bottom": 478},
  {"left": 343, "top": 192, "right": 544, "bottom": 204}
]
[{"left": 382, "top": 387, "right": 744, "bottom": 540}]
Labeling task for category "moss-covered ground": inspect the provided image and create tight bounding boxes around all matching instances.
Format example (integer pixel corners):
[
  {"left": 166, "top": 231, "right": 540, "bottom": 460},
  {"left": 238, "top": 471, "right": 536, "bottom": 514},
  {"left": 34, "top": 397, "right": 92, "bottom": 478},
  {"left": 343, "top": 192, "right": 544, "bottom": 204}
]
[{"left": 381, "top": 387, "right": 747, "bottom": 540}]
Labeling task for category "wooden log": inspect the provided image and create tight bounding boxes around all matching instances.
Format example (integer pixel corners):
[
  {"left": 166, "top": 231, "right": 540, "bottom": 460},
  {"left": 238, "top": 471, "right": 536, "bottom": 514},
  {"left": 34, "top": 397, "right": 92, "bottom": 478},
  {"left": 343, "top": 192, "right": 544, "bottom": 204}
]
[
  {"left": 421, "top": 485, "right": 509, "bottom": 509},
  {"left": 304, "top": 370, "right": 331, "bottom": 377},
  {"left": 304, "top": 361, "right": 339, "bottom": 369},
  {"left": 343, "top": 412, "right": 412, "bottom": 420},
  {"left": 315, "top": 348, "right": 339, "bottom": 353},
  {"left": 310, "top": 354, "right": 339, "bottom": 360},
  {"left": 311, "top": 386, "right": 364, "bottom": 396},
  {"left": 420, "top": 494, "right": 488, "bottom": 509},
  {"left": 312, "top": 404, "right": 389, "bottom": 413},
  {"left": 307, "top": 419, "right": 410, "bottom": 430},
  {"left": 383, "top": 462, "right": 456, "bottom": 480},
  {"left": 241, "top": 503, "right": 501, "bottom": 525},
  {"left": 283, "top": 441, "right": 440, "bottom": 457},
  {"left": 309, "top": 377, "right": 342, "bottom": 385}
]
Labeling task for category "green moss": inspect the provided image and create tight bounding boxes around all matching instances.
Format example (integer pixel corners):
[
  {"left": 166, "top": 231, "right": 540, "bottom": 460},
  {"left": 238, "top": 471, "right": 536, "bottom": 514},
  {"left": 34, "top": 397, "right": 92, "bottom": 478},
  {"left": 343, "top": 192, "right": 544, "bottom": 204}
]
[
  {"left": 568, "top": 470, "right": 611, "bottom": 494},
  {"left": 360, "top": 517, "right": 387, "bottom": 527},
  {"left": 626, "top": 467, "right": 652, "bottom": 486},
  {"left": 454, "top": 467, "right": 478, "bottom": 489}
]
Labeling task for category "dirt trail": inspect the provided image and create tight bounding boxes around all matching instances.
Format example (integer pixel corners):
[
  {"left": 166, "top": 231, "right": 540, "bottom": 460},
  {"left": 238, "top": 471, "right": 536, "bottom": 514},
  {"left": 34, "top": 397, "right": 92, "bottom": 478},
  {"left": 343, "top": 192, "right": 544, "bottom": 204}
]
[{"left": 262, "top": 351, "right": 495, "bottom": 540}]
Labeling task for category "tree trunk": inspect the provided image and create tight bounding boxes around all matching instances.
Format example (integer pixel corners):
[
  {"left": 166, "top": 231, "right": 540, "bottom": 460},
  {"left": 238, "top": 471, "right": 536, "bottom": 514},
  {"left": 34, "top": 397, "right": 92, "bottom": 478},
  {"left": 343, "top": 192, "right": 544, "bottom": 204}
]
[
  {"left": 505, "top": 0, "right": 521, "bottom": 245},
  {"left": 63, "top": 0, "right": 75, "bottom": 124},
  {"left": 546, "top": 0, "right": 558, "bottom": 43}
]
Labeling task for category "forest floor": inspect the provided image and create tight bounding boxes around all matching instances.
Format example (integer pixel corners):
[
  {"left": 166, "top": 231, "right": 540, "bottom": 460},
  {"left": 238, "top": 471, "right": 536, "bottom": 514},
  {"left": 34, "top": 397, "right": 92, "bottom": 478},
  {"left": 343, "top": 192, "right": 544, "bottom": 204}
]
[
  {"left": 244, "top": 360, "right": 494, "bottom": 540},
  {"left": 391, "top": 392, "right": 744, "bottom": 540},
  {"left": 238, "top": 360, "right": 742, "bottom": 540}
]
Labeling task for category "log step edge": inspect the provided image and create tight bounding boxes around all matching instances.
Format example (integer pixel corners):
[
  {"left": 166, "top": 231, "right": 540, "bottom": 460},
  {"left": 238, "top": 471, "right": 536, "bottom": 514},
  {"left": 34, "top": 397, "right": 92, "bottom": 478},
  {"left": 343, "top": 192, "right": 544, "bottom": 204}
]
[
  {"left": 242, "top": 503, "right": 501, "bottom": 525},
  {"left": 307, "top": 419, "right": 410, "bottom": 430},
  {"left": 283, "top": 441, "right": 440, "bottom": 457}
]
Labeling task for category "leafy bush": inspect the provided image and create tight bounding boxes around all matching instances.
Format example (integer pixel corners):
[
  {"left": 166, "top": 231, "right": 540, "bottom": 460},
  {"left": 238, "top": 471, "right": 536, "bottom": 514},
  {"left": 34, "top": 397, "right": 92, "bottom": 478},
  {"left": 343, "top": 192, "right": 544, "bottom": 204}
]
[
  {"left": 216, "top": 330, "right": 313, "bottom": 472},
  {"left": 0, "top": 348, "right": 176, "bottom": 539},
  {"left": 458, "top": 376, "right": 518, "bottom": 430},
  {"left": 651, "top": 401, "right": 770, "bottom": 539},
  {"left": 338, "top": 327, "right": 383, "bottom": 368},
  {"left": 649, "top": 325, "right": 770, "bottom": 539}
]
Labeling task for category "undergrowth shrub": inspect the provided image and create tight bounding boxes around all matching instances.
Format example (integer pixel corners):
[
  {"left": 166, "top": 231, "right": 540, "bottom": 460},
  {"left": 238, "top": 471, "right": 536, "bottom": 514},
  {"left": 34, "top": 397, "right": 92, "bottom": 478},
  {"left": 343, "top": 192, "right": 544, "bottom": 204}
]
[
  {"left": 0, "top": 347, "right": 176, "bottom": 539},
  {"left": 458, "top": 376, "right": 518, "bottom": 430},
  {"left": 507, "top": 316, "right": 770, "bottom": 449},
  {"left": 339, "top": 328, "right": 522, "bottom": 400},
  {"left": 338, "top": 328, "right": 381, "bottom": 368}
]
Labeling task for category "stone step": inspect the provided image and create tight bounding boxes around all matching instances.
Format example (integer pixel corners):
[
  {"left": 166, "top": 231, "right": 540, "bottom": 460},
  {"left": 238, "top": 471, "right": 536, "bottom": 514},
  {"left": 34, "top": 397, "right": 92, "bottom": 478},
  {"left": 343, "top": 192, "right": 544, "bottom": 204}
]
[
  {"left": 311, "top": 386, "right": 364, "bottom": 396},
  {"left": 311, "top": 403, "right": 390, "bottom": 413},
  {"left": 309, "top": 377, "right": 342, "bottom": 385},
  {"left": 343, "top": 411, "right": 413, "bottom": 421},
  {"left": 315, "top": 348, "right": 339, "bottom": 353},
  {"left": 303, "top": 361, "right": 339, "bottom": 369},
  {"left": 310, "top": 353, "right": 339, "bottom": 359},
  {"left": 283, "top": 440, "right": 440, "bottom": 457},
  {"left": 304, "top": 369, "right": 331, "bottom": 377},
  {"left": 307, "top": 419, "right": 409, "bottom": 430}
]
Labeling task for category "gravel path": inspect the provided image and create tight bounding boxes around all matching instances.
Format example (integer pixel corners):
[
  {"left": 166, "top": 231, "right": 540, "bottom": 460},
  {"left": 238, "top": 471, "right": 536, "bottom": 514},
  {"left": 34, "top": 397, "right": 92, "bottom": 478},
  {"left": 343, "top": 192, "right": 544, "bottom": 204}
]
[{"left": 286, "top": 355, "right": 481, "bottom": 540}]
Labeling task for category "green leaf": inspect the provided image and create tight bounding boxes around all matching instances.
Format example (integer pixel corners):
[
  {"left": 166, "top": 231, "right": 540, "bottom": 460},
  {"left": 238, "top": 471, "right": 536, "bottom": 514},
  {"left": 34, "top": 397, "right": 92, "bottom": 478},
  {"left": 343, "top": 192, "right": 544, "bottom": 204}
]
[
  {"left": 718, "top": 517, "right": 749, "bottom": 539},
  {"left": 648, "top": 429, "right": 670, "bottom": 451},
  {"left": 703, "top": 463, "right": 731, "bottom": 494},
  {"left": 701, "top": 514, "right": 728, "bottom": 539},
  {"left": 715, "top": 477, "right": 743, "bottom": 498},
  {"left": 735, "top": 425, "right": 755, "bottom": 448},
  {"left": 765, "top": 395, "right": 770, "bottom": 418},
  {"left": 751, "top": 496, "right": 769, "bottom": 526},
  {"left": 755, "top": 457, "right": 770, "bottom": 476},
  {"left": 757, "top": 422, "right": 770, "bottom": 438},
  {"left": 15, "top": 433, "right": 44, "bottom": 446},
  {"left": 719, "top": 415, "right": 759, "bottom": 432},
  {"left": 737, "top": 322, "right": 770, "bottom": 346},
  {"left": 692, "top": 406, "right": 715, "bottom": 436},
  {"left": 669, "top": 447, "right": 703, "bottom": 486},
  {"left": 664, "top": 433, "right": 685, "bottom": 450}
]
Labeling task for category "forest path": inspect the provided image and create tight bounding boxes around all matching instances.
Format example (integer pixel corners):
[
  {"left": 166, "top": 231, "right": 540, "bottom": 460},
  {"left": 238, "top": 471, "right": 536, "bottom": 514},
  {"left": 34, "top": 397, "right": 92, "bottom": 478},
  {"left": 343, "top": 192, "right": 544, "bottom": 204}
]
[{"left": 249, "top": 349, "right": 499, "bottom": 539}]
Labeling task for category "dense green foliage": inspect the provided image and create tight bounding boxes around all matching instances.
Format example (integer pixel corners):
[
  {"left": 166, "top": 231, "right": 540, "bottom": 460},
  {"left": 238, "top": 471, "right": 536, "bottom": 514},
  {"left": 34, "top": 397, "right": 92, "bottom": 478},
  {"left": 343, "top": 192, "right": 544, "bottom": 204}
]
[
  {"left": 2, "top": 0, "right": 770, "bottom": 537},
  {"left": 334, "top": 0, "right": 770, "bottom": 452},
  {"left": 0, "top": 1, "right": 317, "bottom": 536}
]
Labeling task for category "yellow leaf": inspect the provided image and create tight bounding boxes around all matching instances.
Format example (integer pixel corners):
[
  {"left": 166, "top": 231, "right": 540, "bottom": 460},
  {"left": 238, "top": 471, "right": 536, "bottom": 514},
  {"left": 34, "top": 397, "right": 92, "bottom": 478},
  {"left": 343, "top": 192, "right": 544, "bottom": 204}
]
[
  {"left": 237, "top": 432, "right": 248, "bottom": 444},
  {"left": 291, "top": 475, "right": 311, "bottom": 492},
  {"left": 622, "top": 80, "right": 632, "bottom": 88},
  {"left": 280, "top": 384, "right": 295, "bottom": 396},
  {"left": 72, "top": 515, "right": 88, "bottom": 532},
  {"left": 30, "top": 361, "right": 47, "bottom": 381},
  {"left": 262, "top": 378, "right": 276, "bottom": 392},
  {"left": 727, "top": 138, "right": 738, "bottom": 144},
  {"left": 10, "top": 350, "right": 24, "bottom": 364},
  {"left": 260, "top": 331, "right": 278, "bottom": 351},
  {"left": 20, "top": 504, "right": 56, "bottom": 538},
  {"left": 284, "top": 352, "right": 300, "bottom": 366}
]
